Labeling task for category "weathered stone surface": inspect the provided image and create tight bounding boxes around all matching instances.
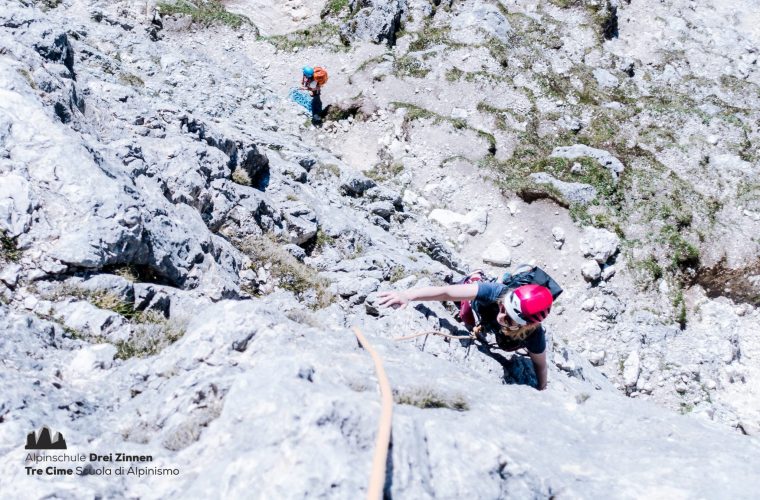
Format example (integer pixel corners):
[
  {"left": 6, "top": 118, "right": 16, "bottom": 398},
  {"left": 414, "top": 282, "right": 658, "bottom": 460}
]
[
  {"left": 581, "top": 259, "right": 602, "bottom": 282},
  {"left": 339, "top": 0, "right": 405, "bottom": 46},
  {"left": 481, "top": 240, "right": 512, "bottom": 267},
  {"left": 529, "top": 172, "right": 598, "bottom": 204},
  {"left": 580, "top": 227, "right": 620, "bottom": 264},
  {"left": 550, "top": 145, "right": 625, "bottom": 181}
]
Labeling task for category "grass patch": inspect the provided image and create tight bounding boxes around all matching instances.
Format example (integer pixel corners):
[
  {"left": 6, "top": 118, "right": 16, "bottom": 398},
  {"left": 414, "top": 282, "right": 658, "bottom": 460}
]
[
  {"left": 393, "top": 55, "right": 430, "bottom": 78},
  {"left": 313, "top": 228, "right": 333, "bottom": 250},
  {"left": 388, "top": 266, "right": 405, "bottom": 283},
  {"left": 660, "top": 225, "right": 700, "bottom": 272},
  {"left": 1, "top": 231, "right": 21, "bottom": 262},
  {"left": 239, "top": 237, "right": 334, "bottom": 309},
  {"left": 266, "top": 21, "right": 343, "bottom": 51},
  {"left": 394, "top": 387, "right": 469, "bottom": 411},
  {"left": 157, "top": 0, "right": 251, "bottom": 29},
  {"left": 115, "top": 314, "right": 187, "bottom": 359},
  {"left": 365, "top": 162, "right": 404, "bottom": 182},
  {"left": 91, "top": 292, "right": 138, "bottom": 320},
  {"left": 321, "top": 0, "right": 348, "bottom": 16},
  {"left": 17, "top": 68, "right": 37, "bottom": 89},
  {"left": 312, "top": 163, "right": 341, "bottom": 178},
  {"left": 408, "top": 25, "right": 458, "bottom": 52}
]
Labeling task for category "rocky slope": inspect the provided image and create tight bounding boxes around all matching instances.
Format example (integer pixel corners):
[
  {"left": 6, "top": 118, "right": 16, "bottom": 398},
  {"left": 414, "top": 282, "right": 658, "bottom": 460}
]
[{"left": 1, "top": 0, "right": 759, "bottom": 498}]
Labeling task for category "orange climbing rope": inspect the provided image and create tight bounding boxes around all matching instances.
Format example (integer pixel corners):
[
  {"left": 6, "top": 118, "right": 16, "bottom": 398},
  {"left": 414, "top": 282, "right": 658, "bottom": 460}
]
[{"left": 351, "top": 326, "right": 393, "bottom": 500}]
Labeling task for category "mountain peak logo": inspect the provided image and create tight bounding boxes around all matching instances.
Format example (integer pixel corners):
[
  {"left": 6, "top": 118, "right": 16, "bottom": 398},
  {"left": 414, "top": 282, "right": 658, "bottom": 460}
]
[{"left": 25, "top": 427, "right": 67, "bottom": 450}]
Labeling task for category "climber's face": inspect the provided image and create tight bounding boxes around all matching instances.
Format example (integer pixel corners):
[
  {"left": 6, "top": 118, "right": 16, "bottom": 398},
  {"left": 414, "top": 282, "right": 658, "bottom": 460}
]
[{"left": 497, "top": 303, "right": 520, "bottom": 331}]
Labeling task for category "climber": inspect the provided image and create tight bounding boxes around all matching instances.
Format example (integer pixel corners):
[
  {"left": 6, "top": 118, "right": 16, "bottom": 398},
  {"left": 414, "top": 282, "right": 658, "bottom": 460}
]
[
  {"left": 301, "top": 65, "right": 324, "bottom": 124},
  {"left": 377, "top": 277, "right": 553, "bottom": 390}
]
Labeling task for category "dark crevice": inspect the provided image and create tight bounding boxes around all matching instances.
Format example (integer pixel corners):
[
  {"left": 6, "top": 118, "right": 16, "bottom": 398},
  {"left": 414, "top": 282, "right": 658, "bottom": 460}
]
[
  {"left": 516, "top": 187, "right": 570, "bottom": 208},
  {"left": 383, "top": 434, "right": 394, "bottom": 499},
  {"left": 602, "top": 2, "right": 619, "bottom": 40}
]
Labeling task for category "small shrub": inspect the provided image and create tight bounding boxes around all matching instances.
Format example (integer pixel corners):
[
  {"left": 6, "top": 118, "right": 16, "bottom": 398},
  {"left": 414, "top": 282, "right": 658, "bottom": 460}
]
[
  {"left": 365, "top": 162, "right": 404, "bottom": 182},
  {"left": 388, "top": 266, "right": 405, "bottom": 283},
  {"left": 231, "top": 168, "right": 252, "bottom": 186},
  {"left": 313, "top": 228, "right": 333, "bottom": 250},
  {"left": 1, "top": 231, "right": 21, "bottom": 262},
  {"left": 394, "top": 387, "right": 469, "bottom": 411},
  {"left": 672, "top": 288, "right": 687, "bottom": 329}
]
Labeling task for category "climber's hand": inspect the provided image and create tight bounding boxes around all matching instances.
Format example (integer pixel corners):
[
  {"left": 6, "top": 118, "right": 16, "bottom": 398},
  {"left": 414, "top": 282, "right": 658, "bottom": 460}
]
[{"left": 377, "top": 291, "right": 410, "bottom": 309}]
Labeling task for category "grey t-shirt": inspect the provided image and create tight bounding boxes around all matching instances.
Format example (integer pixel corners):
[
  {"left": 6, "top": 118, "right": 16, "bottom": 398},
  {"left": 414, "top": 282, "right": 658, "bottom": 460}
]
[{"left": 472, "top": 282, "right": 546, "bottom": 354}]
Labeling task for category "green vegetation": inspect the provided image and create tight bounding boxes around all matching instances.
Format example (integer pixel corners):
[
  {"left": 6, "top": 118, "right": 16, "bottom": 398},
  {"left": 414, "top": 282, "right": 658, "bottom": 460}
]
[
  {"left": 239, "top": 237, "right": 334, "bottom": 309},
  {"left": 445, "top": 67, "right": 464, "bottom": 82},
  {"left": 672, "top": 287, "right": 687, "bottom": 329},
  {"left": 313, "top": 228, "right": 333, "bottom": 250},
  {"left": 392, "top": 101, "right": 495, "bottom": 155},
  {"left": 365, "top": 162, "right": 404, "bottom": 182},
  {"left": 408, "top": 25, "right": 459, "bottom": 52},
  {"left": 660, "top": 225, "right": 700, "bottom": 272},
  {"left": 322, "top": 0, "right": 348, "bottom": 16},
  {"left": 231, "top": 168, "right": 252, "bottom": 186},
  {"left": 388, "top": 266, "right": 405, "bottom": 283},
  {"left": 1, "top": 231, "right": 21, "bottom": 262},
  {"left": 115, "top": 316, "right": 186, "bottom": 359},
  {"left": 265, "top": 22, "right": 343, "bottom": 51},
  {"left": 157, "top": 0, "right": 251, "bottom": 29},
  {"left": 312, "top": 163, "right": 341, "bottom": 178},
  {"left": 394, "top": 387, "right": 469, "bottom": 411},
  {"left": 393, "top": 55, "right": 430, "bottom": 78},
  {"left": 635, "top": 256, "right": 663, "bottom": 287},
  {"left": 91, "top": 292, "right": 138, "bottom": 320}
]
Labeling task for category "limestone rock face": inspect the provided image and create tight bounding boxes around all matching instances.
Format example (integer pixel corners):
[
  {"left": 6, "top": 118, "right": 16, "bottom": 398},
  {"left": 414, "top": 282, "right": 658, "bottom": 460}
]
[
  {"left": 339, "top": 0, "right": 406, "bottom": 46},
  {"left": 2, "top": 0, "right": 760, "bottom": 497}
]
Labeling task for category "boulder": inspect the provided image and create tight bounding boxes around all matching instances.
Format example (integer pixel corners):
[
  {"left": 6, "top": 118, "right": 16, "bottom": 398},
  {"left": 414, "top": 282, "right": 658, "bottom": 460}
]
[
  {"left": 529, "top": 172, "right": 598, "bottom": 205},
  {"left": 481, "top": 241, "right": 512, "bottom": 267},
  {"left": 550, "top": 145, "right": 625, "bottom": 182},
  {"left": 581, "top": 260, "right": 602, "bottom": 282},
  {"left": 340, "top": 172, "right": 377, "bottom": 197},
  {"left": 339, "top": 0, "right": 405, "bottom": 46},
  {"left": 580, "top": 227, "right": 620, "bottom": 264},
  {"left": 623, "top": 351, "right": 642, "bottom": 388}
]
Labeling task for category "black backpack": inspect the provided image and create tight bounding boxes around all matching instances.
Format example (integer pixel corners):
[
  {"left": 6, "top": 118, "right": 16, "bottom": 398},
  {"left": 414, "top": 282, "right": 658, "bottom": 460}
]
[{"left": 499, "top": 264, "right": 563, "bottom": 300}]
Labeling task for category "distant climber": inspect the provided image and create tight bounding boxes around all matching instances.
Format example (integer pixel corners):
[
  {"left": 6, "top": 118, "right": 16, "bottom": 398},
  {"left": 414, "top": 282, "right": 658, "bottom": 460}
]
[
  {"left": 301, "top": 65, "right": 328, "bottom": 124},
  {"left": 378, "top": 267, "right": 561, "bottom": 391}
]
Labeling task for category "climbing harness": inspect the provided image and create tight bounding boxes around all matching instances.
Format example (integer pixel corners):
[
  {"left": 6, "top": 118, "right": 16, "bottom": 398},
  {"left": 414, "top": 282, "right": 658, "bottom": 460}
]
[{"left": 351, "top": 327, "right": 393, "bottom": 500}]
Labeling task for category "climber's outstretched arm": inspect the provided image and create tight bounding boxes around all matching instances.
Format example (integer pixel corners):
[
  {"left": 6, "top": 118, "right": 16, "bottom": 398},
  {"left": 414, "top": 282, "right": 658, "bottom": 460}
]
[
  {"left": 529, "top": 351, "right": 548, "bottom": 390},
  {"left": 377, "top": 283, "right": 479, "bottom": 309}
]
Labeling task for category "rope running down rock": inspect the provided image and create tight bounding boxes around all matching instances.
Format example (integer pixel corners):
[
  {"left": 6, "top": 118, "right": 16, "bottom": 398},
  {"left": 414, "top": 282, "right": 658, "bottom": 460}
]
[{"left": 351, "top": 326, "right": 393, "bottom": 500}]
